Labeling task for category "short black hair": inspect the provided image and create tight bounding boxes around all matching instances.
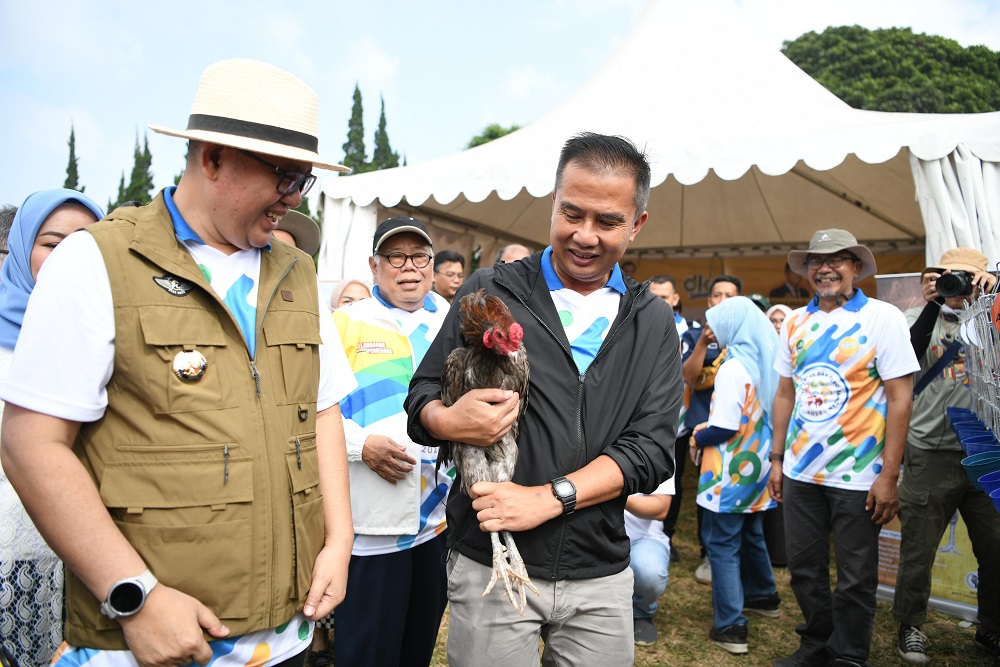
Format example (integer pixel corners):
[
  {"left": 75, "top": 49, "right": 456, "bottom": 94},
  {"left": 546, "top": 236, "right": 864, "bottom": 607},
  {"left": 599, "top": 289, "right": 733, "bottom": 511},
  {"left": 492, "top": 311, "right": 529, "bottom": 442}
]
[
  {"left": 555, "top": 132, "right": 651, "bottom": 218},
  {"left": 649, "top": 274, "right": 677, "bottom": 289},
  {"left": 434, "top": 250, "right": 465, "bottom": 270},
  {"left": 709, "top": 275, "right": 742, "bottom": 295}
]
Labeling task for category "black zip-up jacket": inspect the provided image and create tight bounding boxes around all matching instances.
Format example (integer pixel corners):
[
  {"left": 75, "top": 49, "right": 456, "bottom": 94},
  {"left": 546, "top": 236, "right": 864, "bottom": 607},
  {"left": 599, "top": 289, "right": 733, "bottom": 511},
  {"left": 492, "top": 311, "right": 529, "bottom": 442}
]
[{"left": 405, "top": 253, "right": 682, "bottom": 580}]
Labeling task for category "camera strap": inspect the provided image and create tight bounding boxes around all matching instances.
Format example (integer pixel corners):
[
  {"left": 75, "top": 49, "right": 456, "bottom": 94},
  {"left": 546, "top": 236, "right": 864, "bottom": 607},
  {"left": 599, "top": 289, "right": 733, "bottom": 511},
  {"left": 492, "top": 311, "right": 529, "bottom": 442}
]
[{"left": 913, "top": 339, "right": 962, "bottom": 397}]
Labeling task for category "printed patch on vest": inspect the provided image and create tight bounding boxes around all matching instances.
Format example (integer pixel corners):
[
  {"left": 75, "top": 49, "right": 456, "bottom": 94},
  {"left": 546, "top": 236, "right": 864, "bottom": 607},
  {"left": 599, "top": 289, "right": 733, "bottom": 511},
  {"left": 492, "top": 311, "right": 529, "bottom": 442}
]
[{"left": 153, "top": 274, "right": 194, "bottom": 296}]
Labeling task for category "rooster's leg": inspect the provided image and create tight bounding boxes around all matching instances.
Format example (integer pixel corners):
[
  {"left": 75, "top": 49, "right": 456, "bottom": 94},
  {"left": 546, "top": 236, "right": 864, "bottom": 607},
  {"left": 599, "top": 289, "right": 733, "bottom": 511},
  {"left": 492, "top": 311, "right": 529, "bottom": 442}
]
[
  {"left": 503, "top": 531, "right": 540, "bottom": 613},
  {"left": 482, "top": 531, "right": 519, "bottom": 612}
]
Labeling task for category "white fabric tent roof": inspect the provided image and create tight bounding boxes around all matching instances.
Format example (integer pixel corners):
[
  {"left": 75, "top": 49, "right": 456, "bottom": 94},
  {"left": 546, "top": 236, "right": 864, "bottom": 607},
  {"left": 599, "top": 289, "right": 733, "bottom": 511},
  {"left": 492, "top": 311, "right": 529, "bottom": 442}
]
[{"left": 320, "top": 0, "right": 1000, "bottom": 257}]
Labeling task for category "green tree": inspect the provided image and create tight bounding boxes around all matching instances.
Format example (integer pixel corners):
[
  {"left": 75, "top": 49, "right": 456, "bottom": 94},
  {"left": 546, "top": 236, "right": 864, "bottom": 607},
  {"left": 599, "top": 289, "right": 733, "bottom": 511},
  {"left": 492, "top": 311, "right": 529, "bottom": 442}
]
[
  {"left": 782, "top": 26, "right": 1000, "bottom": 113},
  {"left": 467, "top": 123, "right": 522, "bottom": 149},
  {"left": 64, "top": 124, "right": 84, "bottom": 192},
  {"left": 371, "top": 95, "right": 400, "bottom": 170},
  {"left": 109, "top": 132, "right": 155, "bottom": 209},
  {"left": 341, "top": 84, "right": 373, "bottom": 174}
]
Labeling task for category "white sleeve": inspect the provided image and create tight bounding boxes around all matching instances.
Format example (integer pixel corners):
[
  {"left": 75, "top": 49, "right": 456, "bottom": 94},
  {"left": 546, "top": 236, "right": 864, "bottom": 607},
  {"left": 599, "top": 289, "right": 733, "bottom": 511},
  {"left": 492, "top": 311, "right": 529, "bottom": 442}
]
[
  {"left": 873, "top": 303, "right": 921, "bottom": 381},
  {"left": 317, "top": 300, "right": 358, "bottom": 412},
  {"left": 0, "top": 232, "right": 115, "bottom": 422},
  {"left": 774, "top": 315, "right": 794, "bottom": 377},
  {"left": 707, "top": 359, "right": 746, "bottom": 431}
]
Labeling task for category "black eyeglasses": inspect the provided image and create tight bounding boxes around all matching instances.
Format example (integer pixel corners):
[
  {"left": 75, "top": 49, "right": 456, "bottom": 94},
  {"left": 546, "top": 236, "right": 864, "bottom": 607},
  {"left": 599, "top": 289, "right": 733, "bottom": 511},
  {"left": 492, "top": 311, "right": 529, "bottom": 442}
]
[
  {"left": 805, "top": 254, "right": 856, "bottom": 270},
  {"left": 375, "top": 251, "right": 433, "bottom": 268},
  {"left": 238, "top": 149, "right": 317, "bottom": 196}
]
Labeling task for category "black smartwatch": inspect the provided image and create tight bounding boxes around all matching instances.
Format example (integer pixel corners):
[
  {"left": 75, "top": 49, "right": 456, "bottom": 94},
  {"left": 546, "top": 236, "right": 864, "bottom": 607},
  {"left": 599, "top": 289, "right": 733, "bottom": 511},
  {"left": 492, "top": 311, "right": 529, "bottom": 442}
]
[
  {"left": 550, "top": 476, "right": 577, "bottom": 515},
  {"left": 101, "top": 569, "right": 158, "bottom": 620}
]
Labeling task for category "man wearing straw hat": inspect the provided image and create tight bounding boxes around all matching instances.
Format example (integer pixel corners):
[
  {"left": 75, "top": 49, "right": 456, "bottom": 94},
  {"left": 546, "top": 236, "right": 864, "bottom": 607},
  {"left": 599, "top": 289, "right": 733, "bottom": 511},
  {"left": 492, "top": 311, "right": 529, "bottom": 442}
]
[
  {"left": 767, "top": 229, "right": 920, "bottom": 667},
  {"left": 894, "top": 247, "right": 1000, "bottom": 664},
  {"left": 0, "top": 59, "right": 357, "bottom": 667}
]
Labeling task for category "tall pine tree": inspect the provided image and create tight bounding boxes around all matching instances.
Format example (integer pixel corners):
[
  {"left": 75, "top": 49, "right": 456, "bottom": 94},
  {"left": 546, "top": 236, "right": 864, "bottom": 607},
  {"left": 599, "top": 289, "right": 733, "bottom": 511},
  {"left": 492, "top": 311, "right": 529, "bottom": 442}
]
[
  {"left": 341, "top": 84, "right": 372, "bottom": 174},
  {"left": 110, "top": 132, "right": 155, "bottom": 209},
  {"left": 371, "top": 95, "right": 400, "bottom": 170},
  {"left": 64, "top": 124, "right": 84, "bottom": 192}
]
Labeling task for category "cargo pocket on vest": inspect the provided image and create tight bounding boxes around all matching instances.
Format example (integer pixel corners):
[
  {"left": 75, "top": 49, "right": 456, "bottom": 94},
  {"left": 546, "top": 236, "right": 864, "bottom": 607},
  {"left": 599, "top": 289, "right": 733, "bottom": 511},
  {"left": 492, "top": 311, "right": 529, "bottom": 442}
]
[
  {"left": 138, "top": 306, "right": 237, "bottom": 414},
  {"left": 99, "top": 449, "right": 253, "bottom": 626},
  {"left": 286, "top": 433, "right": 324, "bottom": 601},
  {"left": 263, "top": 312, "right": 321, "bottom": 406}
]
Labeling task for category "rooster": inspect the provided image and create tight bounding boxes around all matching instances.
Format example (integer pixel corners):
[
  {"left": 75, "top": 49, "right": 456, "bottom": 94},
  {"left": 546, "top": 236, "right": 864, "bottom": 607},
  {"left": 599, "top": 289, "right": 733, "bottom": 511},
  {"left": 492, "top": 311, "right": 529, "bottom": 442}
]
[{"left": 439, "top": 289, "right": 538, "bottom": 613}]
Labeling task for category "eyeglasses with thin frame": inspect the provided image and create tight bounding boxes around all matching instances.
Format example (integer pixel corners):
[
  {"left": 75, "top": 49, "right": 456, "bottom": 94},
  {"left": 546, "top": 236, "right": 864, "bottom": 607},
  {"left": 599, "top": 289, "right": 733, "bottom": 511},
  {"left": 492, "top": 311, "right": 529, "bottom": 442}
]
[
  {"left": 238, "top": 149, "right": 317, "bottom": 196},
  {"left": 375, "top": 251, "right": 433, "bottom": 269},
  {"left": 805, "top": 254, "right": 856, "bottom": 270}
]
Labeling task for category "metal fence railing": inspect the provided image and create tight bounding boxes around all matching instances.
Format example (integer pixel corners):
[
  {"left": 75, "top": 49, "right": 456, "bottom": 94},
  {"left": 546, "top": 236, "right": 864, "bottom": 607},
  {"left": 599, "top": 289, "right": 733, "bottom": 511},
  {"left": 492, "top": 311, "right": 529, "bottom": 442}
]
[{"left": 960, "top": 288, "right": 1000, "bottom": 439}]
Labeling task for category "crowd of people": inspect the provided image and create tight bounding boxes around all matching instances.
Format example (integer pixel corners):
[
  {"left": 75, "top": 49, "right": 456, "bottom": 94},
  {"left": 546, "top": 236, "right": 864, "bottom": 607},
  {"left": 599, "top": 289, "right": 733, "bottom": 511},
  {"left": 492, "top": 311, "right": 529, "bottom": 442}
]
[{"left": 0, "top": 57, "right": 998, "bottom": 667}]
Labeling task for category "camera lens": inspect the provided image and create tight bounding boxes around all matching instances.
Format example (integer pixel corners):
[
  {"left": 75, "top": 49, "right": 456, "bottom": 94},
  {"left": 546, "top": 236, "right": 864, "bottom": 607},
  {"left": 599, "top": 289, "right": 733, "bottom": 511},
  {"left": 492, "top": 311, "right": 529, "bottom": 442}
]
[{"left": 936, "top": 271, "right": 973, "bottom": 298}]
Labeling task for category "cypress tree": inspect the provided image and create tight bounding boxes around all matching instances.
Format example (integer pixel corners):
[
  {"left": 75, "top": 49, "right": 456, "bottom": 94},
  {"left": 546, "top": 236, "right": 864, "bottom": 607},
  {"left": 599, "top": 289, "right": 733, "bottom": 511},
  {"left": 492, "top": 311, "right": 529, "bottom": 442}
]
[
  {"left": 64, "top": 124, "right": 84, "bottom": 192},
  {"left": 371, "top": 95, "right": 400, "bottom": 170},
  {"left": 341, "top": 84, "right": 371, "bottom": 174}
]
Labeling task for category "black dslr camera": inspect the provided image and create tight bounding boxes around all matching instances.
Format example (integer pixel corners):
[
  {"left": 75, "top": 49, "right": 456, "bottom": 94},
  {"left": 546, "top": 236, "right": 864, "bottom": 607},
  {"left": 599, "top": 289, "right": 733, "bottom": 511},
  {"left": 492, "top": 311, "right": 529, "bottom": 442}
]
[{"left": 936, "top": 270, "right": 974, "bottom": 298}]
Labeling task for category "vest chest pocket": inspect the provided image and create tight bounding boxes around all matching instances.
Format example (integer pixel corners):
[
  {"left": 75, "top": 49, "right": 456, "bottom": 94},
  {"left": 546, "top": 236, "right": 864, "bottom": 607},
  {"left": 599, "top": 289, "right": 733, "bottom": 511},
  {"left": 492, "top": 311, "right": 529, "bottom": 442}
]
[
  {"left": 98, "top": 445, "right": 253, "bottom": 624},
  {"left": 285, "top": 433, "right": 324, "bottom": 600},
  {"left": 263, "top": 312, "right": 321, "bottom": 406},
  {"left": 138, "top": 307, "right": 238, "bottom": 414}
]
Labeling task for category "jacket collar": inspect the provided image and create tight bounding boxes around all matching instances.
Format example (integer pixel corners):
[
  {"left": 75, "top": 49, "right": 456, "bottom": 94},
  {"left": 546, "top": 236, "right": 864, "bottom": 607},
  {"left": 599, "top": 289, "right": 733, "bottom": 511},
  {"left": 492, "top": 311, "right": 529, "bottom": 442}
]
[{"left": 492, "top": 252, "right": 654, "bottom": 356}]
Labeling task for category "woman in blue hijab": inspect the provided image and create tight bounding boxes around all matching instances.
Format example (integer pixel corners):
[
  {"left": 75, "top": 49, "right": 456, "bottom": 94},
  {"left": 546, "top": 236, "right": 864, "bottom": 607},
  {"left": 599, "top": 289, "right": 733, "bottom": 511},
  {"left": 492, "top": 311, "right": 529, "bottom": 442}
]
[
  {"left": 691, "top": 295, "right": 781, "bottom": 656},
  {"left": 0, "top": 189, "right": 103, "bottom": 666}
]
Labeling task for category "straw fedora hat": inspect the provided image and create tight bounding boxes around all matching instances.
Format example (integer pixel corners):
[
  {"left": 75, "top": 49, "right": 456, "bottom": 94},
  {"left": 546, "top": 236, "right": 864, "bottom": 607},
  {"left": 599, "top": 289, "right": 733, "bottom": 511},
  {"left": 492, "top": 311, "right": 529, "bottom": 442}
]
[
  {"left": 787, "top": 229, "right": 878, "bottom": 280},
  {"left": 149, "top": 59, "right": 349, "bottom": 172}
]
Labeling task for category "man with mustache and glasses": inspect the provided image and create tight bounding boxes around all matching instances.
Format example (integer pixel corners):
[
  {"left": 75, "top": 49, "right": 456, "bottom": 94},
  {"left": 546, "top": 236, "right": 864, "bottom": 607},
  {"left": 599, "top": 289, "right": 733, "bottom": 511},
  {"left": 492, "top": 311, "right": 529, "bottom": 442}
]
[{"left": 767, "top": 229, "right": 919, "bottom": 667}]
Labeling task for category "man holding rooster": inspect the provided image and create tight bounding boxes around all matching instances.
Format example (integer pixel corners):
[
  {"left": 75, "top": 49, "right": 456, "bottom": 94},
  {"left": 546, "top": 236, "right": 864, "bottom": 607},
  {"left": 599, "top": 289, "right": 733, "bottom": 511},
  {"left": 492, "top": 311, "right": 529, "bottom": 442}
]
[{"left": 407, "top": 132, "right": 682, "bottom": 666}]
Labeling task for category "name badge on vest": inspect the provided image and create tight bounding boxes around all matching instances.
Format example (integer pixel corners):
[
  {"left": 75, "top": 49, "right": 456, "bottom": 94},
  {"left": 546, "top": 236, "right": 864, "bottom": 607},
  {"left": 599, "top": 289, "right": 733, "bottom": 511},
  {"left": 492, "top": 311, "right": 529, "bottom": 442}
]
[{"left": 173, "top": 350, "right": 208, "bottom": 383}]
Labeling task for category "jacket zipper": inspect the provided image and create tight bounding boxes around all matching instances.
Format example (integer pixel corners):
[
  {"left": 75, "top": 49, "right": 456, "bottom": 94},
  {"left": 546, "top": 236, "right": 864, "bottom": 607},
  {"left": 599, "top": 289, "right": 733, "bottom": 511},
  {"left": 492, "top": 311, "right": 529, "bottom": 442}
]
[{"left": 493, "top": 276, "right": 651, "bottom": 579}]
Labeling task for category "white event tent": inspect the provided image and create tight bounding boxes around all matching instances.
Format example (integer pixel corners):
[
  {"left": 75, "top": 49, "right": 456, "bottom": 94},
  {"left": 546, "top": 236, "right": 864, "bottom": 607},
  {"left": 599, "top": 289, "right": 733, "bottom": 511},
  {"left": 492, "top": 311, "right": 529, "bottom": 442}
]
[{"left": 318, "top": 0, "right": 1000, "bottom": 282}]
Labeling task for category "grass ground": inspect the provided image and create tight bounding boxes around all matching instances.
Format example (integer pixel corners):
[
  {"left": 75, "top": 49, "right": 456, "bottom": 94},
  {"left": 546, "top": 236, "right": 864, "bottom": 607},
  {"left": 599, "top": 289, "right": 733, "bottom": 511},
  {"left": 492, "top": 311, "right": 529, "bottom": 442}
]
[{"left": 426, "top": 464, "right": 995, "bottom": 666}]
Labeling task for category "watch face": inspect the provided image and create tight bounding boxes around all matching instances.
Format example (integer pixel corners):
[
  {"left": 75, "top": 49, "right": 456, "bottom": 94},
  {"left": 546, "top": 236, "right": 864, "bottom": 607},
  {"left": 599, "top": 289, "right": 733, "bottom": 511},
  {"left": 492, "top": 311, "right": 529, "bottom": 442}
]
[
  {"left": 109, "top": 581, "right": 144, "bottom": 614},
  {"left": 554, "top": 480, "right": 573, "bottom": 497}
]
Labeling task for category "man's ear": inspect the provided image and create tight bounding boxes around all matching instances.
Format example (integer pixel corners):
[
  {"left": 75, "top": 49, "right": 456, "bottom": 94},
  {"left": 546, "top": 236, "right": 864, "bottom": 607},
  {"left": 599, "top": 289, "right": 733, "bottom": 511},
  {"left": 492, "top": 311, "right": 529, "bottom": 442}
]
[{"left": 200, "top": 143, "right": 226, "bottom": 181}]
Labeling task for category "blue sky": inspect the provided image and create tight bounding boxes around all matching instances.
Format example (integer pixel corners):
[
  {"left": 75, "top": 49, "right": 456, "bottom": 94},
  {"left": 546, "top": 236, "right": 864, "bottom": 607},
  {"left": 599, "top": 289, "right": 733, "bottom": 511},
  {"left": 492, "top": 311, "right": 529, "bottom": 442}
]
[{"left": 1, "top": 0, "right": 998, "bottom": 211}]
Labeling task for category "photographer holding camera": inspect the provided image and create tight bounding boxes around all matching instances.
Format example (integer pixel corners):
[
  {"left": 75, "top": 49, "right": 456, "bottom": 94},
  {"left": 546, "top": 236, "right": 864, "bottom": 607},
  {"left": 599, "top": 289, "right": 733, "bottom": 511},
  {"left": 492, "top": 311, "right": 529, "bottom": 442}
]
[{"left": 894, "top": 247, "right": 1000, "bottom": 664}]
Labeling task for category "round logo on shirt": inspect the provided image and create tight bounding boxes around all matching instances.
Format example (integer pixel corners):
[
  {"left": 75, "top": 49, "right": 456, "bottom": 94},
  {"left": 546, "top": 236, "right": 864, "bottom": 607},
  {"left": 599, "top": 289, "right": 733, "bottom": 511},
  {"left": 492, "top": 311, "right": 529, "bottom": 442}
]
[{"left": 796, "top": 363, "right": 850, "bottom": 423}]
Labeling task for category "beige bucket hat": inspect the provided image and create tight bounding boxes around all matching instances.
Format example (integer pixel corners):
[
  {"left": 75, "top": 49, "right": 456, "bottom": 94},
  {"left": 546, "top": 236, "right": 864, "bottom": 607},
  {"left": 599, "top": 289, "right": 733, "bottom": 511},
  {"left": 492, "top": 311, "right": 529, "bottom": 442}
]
[
  {"left": 925, "top": 247, "right": 988, "bottom": 274},
  {"left": 276, "top": 210, "right": 321, "bottom": 256},
  {"left": 149, "top": 59, "right": 349, "bottom": 172},
  {"left": 787, "top": 229, "right": 878, "bottom": 280}
]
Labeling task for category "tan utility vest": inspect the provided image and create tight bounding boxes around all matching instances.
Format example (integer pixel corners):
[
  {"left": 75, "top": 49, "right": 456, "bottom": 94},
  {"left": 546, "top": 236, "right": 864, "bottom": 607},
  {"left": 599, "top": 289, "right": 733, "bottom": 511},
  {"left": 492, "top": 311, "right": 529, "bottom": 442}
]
[{"left": 66, "top": 194, "right": 323, "bottom": 649}]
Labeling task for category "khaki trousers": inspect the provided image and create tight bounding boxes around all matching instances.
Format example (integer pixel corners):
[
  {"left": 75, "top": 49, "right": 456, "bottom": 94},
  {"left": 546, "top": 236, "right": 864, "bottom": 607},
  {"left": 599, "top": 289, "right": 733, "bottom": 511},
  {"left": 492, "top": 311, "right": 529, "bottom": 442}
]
[{"left": 445, "top": 551, "right": 634, "bottom": 667}]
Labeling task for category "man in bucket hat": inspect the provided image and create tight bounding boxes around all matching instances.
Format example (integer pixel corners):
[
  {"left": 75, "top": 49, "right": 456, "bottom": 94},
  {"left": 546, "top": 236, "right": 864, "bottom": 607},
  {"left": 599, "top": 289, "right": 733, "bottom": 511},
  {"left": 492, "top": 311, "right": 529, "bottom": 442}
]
[
  {"left": 894, "top": 248, "right": 1000, "bottom": 664},
  {"left": 0, "top": 59, "right": 357, "bottom": 667},
  {"left": 767, "top": 229, "right": 920, "bottom": 667}
]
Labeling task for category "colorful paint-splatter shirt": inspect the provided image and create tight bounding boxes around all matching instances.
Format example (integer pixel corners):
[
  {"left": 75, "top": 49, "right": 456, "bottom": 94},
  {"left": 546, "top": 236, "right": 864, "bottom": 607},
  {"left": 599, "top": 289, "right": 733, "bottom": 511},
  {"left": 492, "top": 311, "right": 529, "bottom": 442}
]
[
  {"left": 51, "top": 617, "right": 315, "bottom": 667},
  {"left": 540, "top": 247, "right": 626, "bottom": 374},
  {"left": 333, "top": 288, "right": 454, "bottom": 556},
  {"left": 774, "top": 291, "right": 919, "bottom": 491},
  {"left": 696, "top": 358, "right": 776, "bottom": 514}
]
